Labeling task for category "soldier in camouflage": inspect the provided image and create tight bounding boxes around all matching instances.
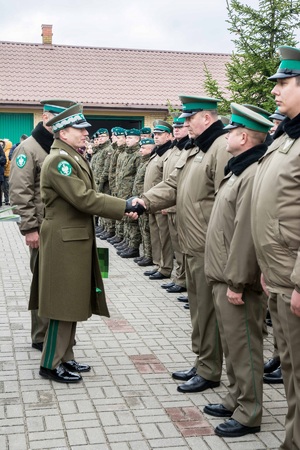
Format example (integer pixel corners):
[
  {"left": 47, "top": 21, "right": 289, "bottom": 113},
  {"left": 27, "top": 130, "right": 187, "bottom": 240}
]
[
  {"left": 132, "top": 138, "right": 155, "bottom": 266},
  {"left": 116, "top": 129, "right": 141, "bottom": 258}
]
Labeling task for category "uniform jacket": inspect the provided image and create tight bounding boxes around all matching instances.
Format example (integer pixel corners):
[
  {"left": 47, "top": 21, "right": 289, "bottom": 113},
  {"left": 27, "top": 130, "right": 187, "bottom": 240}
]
[
  {"left": 252, "top": 115, "right": 300, "bottom": 296},
  {"left": 3, "top": 140, "right": 12, "bottom": 177},
  {"left": 98, "top": 141, "right": 114, "bottom": 193},
  {"left": 143, "top": 121, "right": 229, "bottom": 256},
  {"left": 162, "top": 136, "right": 189, "bottom": 213},
  {"left": 29, "top": 138, "right": 126, "bottom": 322},
  {"left": 115, "top": 145, "right": 128, "bottom": 196},
  {"left": 205, "top": 145, "right": 266, "bottom": 293},
  {"left": 9, "top": 123, "right": 53, "bottom": 234},
  {"left": 108, "top": 144, "right": 123, "bottom": 195},
  {"left": 93, "top": 141, "right": 111, "bottom": 191},
  {"left": 144, "top": 141, "right": 172, "bottom": 192},
  {"left": 90, "top": 145, "right": 102, "bottom": 188},
  {"left": 132, "top": 153, "right": 151, "bottom": 197},
  {"left": 117, "top": 144, "right": 141, "bottom": 199}
]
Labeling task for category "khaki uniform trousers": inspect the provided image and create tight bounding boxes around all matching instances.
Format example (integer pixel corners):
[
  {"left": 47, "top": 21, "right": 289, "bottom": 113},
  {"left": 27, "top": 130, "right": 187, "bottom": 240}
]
[
  {"left": 269, "top": 292, "right": 300, "bottom": 450},
  {"left": 41, "top": 320, "right": 76, "bottom": 369},
  {"left": 30, "top": 248, "right": 48, "bottom": 344},
  {"left": 167, "top": 212, "right": 186, "bottom": 287},
  {"left": 149, "top": 212, "right": 173, "bottom": 276},
  {"left": 212, "top": 282, "right": 264, "bottom": 427},
  {"left": 185, "top": 253, "right": 222, "bottom": 381}
]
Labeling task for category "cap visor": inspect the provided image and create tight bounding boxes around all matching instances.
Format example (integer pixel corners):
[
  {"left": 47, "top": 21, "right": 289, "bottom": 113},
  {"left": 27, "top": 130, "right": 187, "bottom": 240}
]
[
  {"left": 72, "top": 121, "right": 91, "bottom": 129},
  {"left": 223, "top": 124, "right": 238, "bottom": 130},
  {"left": 179, "top": 111, "right": 198, "bottom": 118},
  {"left": 268, "top": 72, "right": 298, "bottom": 81},
  {"left": 269, "top": 113, "right": 285, "bottom": 120}
]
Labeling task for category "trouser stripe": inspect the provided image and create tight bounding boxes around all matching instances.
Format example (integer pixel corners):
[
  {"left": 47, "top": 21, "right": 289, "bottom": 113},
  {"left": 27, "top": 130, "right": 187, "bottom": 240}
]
[{"left": 44, "top": 319, "right": 59, "bottom": 369}]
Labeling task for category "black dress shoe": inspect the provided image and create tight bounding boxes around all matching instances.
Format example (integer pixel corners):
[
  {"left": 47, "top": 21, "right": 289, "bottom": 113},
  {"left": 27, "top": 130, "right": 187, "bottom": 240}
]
[
  {"left": 263, "top": 367, "right": 283, "bottom": 384},
  {"left": 39, "top": 365, "right": 82, "bottom": 383},
  {"left": 203, "top": 403, "right": 233, "bottom": 417},
  {"left": 215, "top": 418, "right": 260, "bottom": 437},
  {"left": 161, "top": 282, "right": 175, "bottom": 289},
  {"left": 149, "top": 272, "right": 170, "bottom": 280},
  {"left": 32, "top": 342, "right": 43, "bottom": 352},
  {"left": 120, "top": 248, "right": 140, "bottom": 258},
  {"left": 183, "top": 303, "right": 190, "bottom": 310},
  {"left": 166, "top": 284, "right": 187, "bottom": 293},
  {"left": 137, "top": 257, "right": 154, "bottom": 266},
  {"left": 177, "top": 295, "right": 188, "bottom": 302},
  {"left": 177, "top": 375, "right": 220, "bottom": 393},
  {"left": 62, "top": 360, "right": 91, "bottom": 373},
  {"left": 264, "top": 357, "right": 280, "bottom": 374},
  {"left": 172, "top": 366, "right": 197, "bottom": 381},
  {"left": 144, "top": 269, "right": 158, "bottom": 276}
]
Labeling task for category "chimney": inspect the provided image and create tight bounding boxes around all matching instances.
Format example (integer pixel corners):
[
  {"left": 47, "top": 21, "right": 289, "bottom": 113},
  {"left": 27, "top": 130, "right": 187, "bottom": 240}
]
[{"left": 41, "top": 24, "right": 53, "bottom": 45}]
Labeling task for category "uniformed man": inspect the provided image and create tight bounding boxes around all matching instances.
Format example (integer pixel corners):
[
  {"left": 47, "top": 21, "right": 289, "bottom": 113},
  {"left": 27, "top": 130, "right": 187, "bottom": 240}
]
[
  {"left": 10, "top": 99, "right": 75, "bottom": 352},
  {"left": 160, "top": 113, "right": 189, "bottom": 293},
  {"left": 251, "top": 45, "right": 300, "bottom": 450},
  {"left": 143, "top": 120, "right": 174, "bottom": 279},
  {"left": 140, "top": 127, "right": 152, "bottom": 139},
  {"left": 136, "top": 96, "right": 229, "bottom": 392},
  {"left": 29, "top": 103, "right": 143, "bottom": 383},
  {"left": 132, "top": 138, "right": 155, "bottom": 266},
  {"left": 204, "top": 103, "right": 273, "bottom": 437},
  {"left": 116, "top": 128, "right": 141, "bottom": 258},
  {"left": 113, "top": 128, "right": 128, "bottom": 248},
  {"left": 107, "top": 127, "right": 127, "bottom": 245},
  {"left": 94, "top": 129, "right": 115, "bottom": 240}
]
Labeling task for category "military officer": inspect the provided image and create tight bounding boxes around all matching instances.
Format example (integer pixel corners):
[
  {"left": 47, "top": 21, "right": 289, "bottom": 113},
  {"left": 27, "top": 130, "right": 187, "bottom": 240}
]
[
  {"left": 160, "top": 113, "right": 189, "bottom": 293},
  {"left": 136, "top": 96, "right": 229, "bottom": 392},
  {"left": 113, "top": 128, "right": 128, "bottom": 247},
  {"left": 204, "top": 104, "right": 273, "bottom": 437},
  {"left": 251, "top": 45, "right": 300, "bottom": 450},
  {"left": 10, "top": 99, "right": 76, "bottom": 352},
  {"left": 143, "top": 120, "right": 174, "bottom": 279},
  {"left": 29, "top": 104, "right": 143, "bottom": 383}
]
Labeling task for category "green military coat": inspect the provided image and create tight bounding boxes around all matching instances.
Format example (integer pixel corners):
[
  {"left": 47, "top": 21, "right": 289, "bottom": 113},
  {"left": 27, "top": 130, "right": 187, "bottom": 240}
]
[{"left": 29, "top": 139, "right": 126, "bottom": 322}]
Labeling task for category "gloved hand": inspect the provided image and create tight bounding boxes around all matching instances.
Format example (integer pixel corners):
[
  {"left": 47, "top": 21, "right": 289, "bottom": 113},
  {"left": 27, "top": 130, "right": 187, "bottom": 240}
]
[{"left": 125, "top": 197, "right": 146, "bottom": 216}]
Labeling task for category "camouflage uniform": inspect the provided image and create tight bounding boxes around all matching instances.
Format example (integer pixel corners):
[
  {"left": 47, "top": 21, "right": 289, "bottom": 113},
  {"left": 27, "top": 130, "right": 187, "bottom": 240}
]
[
  {"left": 94, "top": 140, "right": 112, "bottom": 231},
  {"left": 114, "top": 143, "right": 128, "bottom": 239},
  {"left": 98, "top": 140, "right": 114, "bottom": 233},
  {"left": 118, "top": 143, "right": 141, "bottom": 249},
  {"left": 132, "top": 152, "right": 152, "bottom": 258}
]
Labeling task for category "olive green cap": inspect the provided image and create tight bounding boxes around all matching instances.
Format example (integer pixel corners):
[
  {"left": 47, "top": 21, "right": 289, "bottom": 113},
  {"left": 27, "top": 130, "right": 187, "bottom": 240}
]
[
  {"left": 242, "top": 104, "right": 272, "bottom": 120},
  {"left": 225, "top": 103, "right": 274, "bottom": 133},
  {"left": 153, "top": 120, "right": 173, "bottom": 133},
  {"left": 46, "top": 103, "right": 91, "bottom": 132},
  {"left": 269, "top": 45, "right": 300, "bottom": 80}
]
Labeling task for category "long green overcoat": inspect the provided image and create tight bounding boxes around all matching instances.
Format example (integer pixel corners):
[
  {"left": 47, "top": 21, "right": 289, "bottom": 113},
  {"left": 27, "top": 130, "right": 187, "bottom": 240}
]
[{"left": 29, "top": 139, "right": 126, "bottom": 322}]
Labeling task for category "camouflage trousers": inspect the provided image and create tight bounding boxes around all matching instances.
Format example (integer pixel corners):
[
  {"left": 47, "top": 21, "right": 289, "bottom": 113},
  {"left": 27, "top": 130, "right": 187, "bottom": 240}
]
[{"left": 139, "top": 213, "right": 152, "bottom": 258}]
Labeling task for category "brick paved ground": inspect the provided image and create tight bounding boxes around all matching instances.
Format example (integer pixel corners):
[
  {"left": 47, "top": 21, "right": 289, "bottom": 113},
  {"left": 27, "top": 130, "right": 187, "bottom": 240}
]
[{"left": 0, "top": 217, "right": 286, "bottom": 449}]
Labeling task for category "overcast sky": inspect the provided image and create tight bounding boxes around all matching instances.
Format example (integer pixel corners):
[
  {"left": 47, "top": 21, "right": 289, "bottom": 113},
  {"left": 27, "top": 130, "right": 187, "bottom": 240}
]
[{"left": 0, "top": 0, "right": 299, "bottom": 53}]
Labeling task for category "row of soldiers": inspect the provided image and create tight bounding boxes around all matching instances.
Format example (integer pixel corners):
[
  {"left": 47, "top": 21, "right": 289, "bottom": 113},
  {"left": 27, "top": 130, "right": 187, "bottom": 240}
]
[
  {"left": 91, "top": 44, "right": 300, "bottom": 448},
  {"left": 89, "top": 117, "right": 190, "bottom": 293}
]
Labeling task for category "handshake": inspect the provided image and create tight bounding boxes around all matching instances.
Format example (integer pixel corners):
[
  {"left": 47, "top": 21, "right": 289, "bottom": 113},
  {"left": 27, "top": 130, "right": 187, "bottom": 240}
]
[{"left": 125, "top": 197, "right": 146, "bottom": 217}]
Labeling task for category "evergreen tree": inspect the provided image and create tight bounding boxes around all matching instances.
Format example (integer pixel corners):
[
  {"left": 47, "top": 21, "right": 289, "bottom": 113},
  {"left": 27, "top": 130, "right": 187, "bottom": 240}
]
[{"left": 204, "top": 0, "right": 300, "bottom": 113}]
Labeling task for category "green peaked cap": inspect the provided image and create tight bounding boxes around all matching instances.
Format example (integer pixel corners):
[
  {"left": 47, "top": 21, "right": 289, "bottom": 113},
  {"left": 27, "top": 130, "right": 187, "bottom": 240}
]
[
  {"left": 269, "top": 45, "right": 300, "bottom": 80},
  {"left": 225, "top": 103, "right": 273, "bottom": 133},
  {"left": 41, "top": 99, "right": 76, "bottom": 115},
  {"left": 242, "top": 104, "right": 271, "bottom": 120},
  {"left": 179, "top": 95, "right": 220, "bottom": 117}
]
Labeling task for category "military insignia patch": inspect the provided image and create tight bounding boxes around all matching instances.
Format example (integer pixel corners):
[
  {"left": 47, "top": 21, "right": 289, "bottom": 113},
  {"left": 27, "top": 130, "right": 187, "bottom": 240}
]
[
  {"left": 57, "top": 161, "right": 72, "bottom": 176},
  {"left": 16, "top": 154, "right": 27, "bottom": 168}
]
